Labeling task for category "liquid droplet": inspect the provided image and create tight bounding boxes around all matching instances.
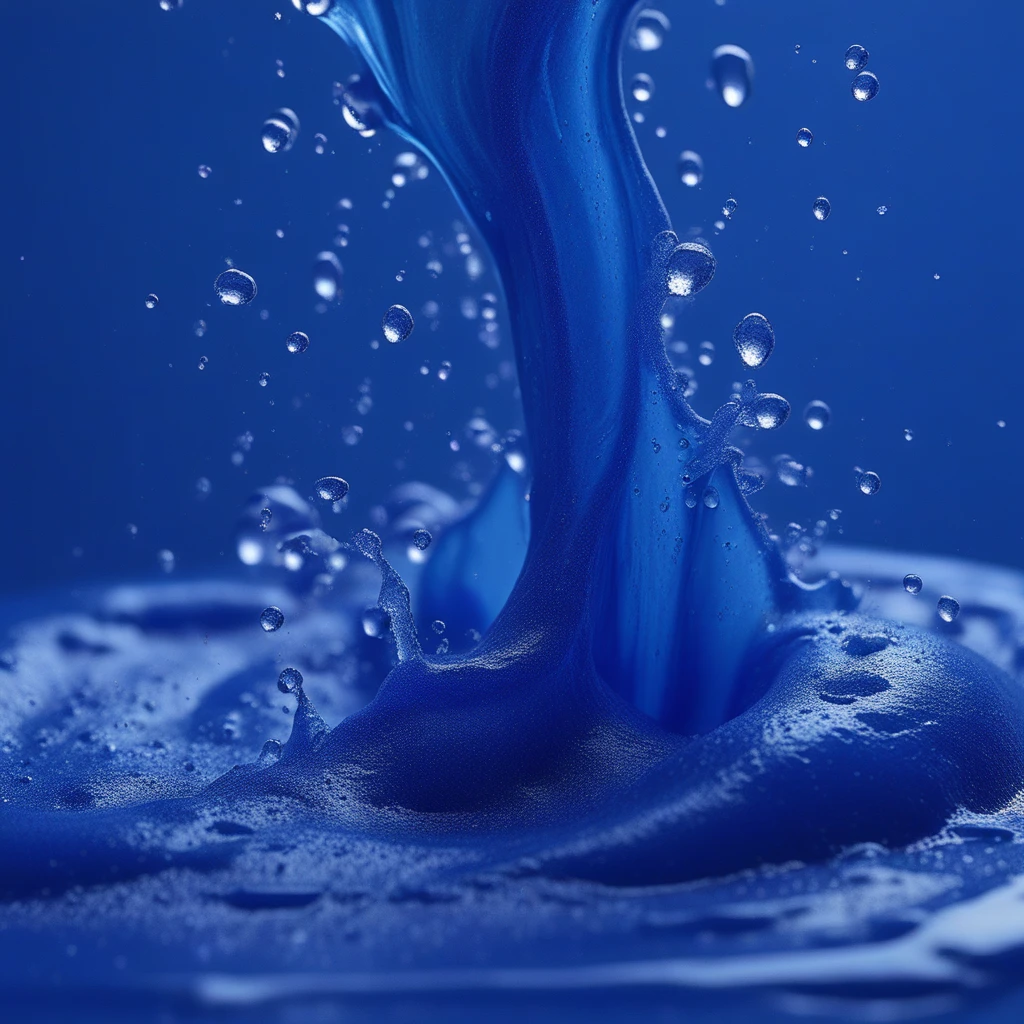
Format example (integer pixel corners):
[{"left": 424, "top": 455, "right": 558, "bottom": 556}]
[
  {"left": 904, "top": 428, "right": 914, "bottom": 441},
  {"left": 277, "top": 667, "right": 303, "bottom": 693},
  {"left": 286, "top": 331, "right": 310, "bottom": 354},
  {"left": 630, "top": 9, "right": 670, "bottom": 52},
  {"left": 702, "top": 486, "right": 720, "bottom": 509},
  {"left": 197, "top": 355, "right": 209, "bottom": 370},
  {"left": 813, "top": 196, "right": 831, "bottom": 221},
  {"left": 314, "top": 476, "right": 349, "bottom": 502},
  {"left": 631, "top": 74, "right": 654, "bottom": 103},
  {"left": 159, "top": 0, "right": 183, "bottom": 9},
  {"left": 412, "top": 528, "right": 433, "bottom": 551},
  {"left": 260, "top": 606, "right": 285, "bottom": 632},
  {"left": 877, "top": 205, "right": 888, "bottom": 216},
  {"left": 382, "top": 304, "right": 415, "bottom": 344},
  {"left": 851, "top": 72, "right": 879, "bottom": 102},
  {"left": 362, "top": 607, "right": 390, "bottom": 638},
  {"left": 678, "top": 150, "right": 704, "bottom": 187},
  {"left": 776, "top": 456, "right": 812, "bottom": 487},
  {"left": 261, "top": 108, "right": 300, "bottom": 154},
  {"left": 313, "top": 252, "right": 343, "bottom": 302},
  {"left": 796, "top": 127, "right": 813, "bottom": 148},
  {"left": 214, "top": 269, "right": 257, "bottom": 306},
  {"left": 710, "top": 45, "right": 754, "bottom": 109},
  {"left": 666, "top": 242, "right": 716, "bottom": 297},
  {"left": 259, "top": 508, "right": 273, "bottom": 531},
  {"left": 752, "top": 394, "right": 791, "bottom": 430},
  {"left": 258, "top": 372, "right": 270, "bottom": 387},
  {"left": 733, "top": 312, "right": 775, "bottom": 368},
  {"left": 698, "top": 341, "right": 715, "bottom": 366},
  {"left": 157, "top": 549, "right": 175, "bottom": 573},
  {"left": 903, "top": 574, "right": 923, "bottom": 595},
  {"left": 804, "top": 400, "right": 831, "bottom": 430},
  {"left": 144, "top": 293, "right": 159, "bottom": 309},
  {"left": 937, "top": 595, "right": 960, "bottom": 623},
  {"left": 291, "top": 0, "right": 334, "bottom": 14},
  {"left": 197, "top": 164, "right": 211, "bottom": 179},
  {"left": 313, "top": 132, "right": 328, "bottom": 155},
  {"left": 858, "top": 471, "right": 882, "bottom": 495},
  {"left": 844, "top": 44, "right": 870, "bottom": 72},
  {"left": 722, "top": 197, "right": 738, "bottom": 219}
]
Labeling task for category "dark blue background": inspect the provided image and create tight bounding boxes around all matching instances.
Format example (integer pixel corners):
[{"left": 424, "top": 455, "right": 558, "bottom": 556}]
[{"left": 2, "top": 0, "right": 1022, "bottom": 594}]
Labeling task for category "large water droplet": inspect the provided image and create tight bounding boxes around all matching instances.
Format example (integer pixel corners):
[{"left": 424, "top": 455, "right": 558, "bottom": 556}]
[
  {"left": 796, "top": 127, "right": 813, "bottom": 148},
  {"left": 260, "top": 606, "right": 285, "bottom": 632},
  {"left": 813, "top": 196, "right": 831, "bottom": 221},
  {"left": 752, "top": 394, "right": 790, "bottom": 430},
  {"left": 844, "top": 44, "right": 870, "bottom": 72},
  {"left": 382, "top": 304, "right": 414, "bottom": 344},
  {"left": 804, "top": 400, "right": 831, "bottom": 430},
  {"left": 733, "top": 312, "right": 774, "bottom": 368},
  {"left": 362, "top": 607, "right": 390, "bottom": 638},
  {"left": 710, "top": 45, "right": 754, "bottom": 108},
  {"left": 144, "top": 293, "right": 159, "bottom": 309},
  {"left": 261, "top": 108, "right": 300, "bottom": 154},
  {"left": 313, "top": 251, "right": 343, "bottom": 302},
  {"left": 678, "top": 150, "right": 704, "bottom": 187},
  {"left": 214, "top": 269, "right": 257, "bottom": 306},
  {"left": 851, "top": 72, "right": 880, "bottom": 102},
  {"left": 703, "top": 486, "right": 720, "bottom": 509},
  {"left": 277, "top": 667, "right": 303, "bottom": 693},
  {"left": 666, "top": 242, "right": 716, "bottom": 297},
  {"left": 286, "top": 331, "right": 310, "bottom": 354},
  {"left": 858, "top": 470, "right": 881, "bottom": 495},
  {"left": 630, "top": 9, "right": 670, "bottom": 52},
  {"left": 314, "top": 476, "right": 349, "bottom": 502},
  {"left": 903, "top": 574, "right": 923, "bottom": 595},
  {"left": 937, "top": 595, "right": 960, "bottom": 623},
  {"left": 197, "top": 164, "right": 212, "bottom": 179},
  {"left": 412, "top": 528, "right": 433, "bottom": 551}
]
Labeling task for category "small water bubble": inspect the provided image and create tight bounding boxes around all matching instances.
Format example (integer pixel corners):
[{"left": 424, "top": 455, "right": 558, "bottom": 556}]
[
  {"left": 261, "top": 108, "right": 300, "bottom": 153},
  {"left": 698, "top": 341, "right": 715, "bottom": 366},
  {"left": 665, "top": 241, "right": 716, "bottom": 296},
  {"left": 631, "top": 73, "right": 655, "bottom": 102},
  {"left": 904, "top": 428, "right": 914, "bottom": 441},
  {"left": 159, "top": 0, "right": 184, "bottom": 9},
  {"left": 215, "top": 268, "right": 257, "bottom": 306},
  {"left": 851, "top": 71, "right": 879, "bottom": 102},
  {"left": 362, "top": 607, "right": 390, "bottom": 638},
  {"left": 796, "top": 127, "right": 814, "bottom": 148},
  {"left": 197, "top": 163, "right": 211, "bottom": 179},
  {"left": 258, "top": 372, "right": 270, "bottom": 387},
  {"left": 342, "top": 104, "right": 377, "bottom": 138},
  {"left": 431, "top": 619, "right": 446, "bottom": 635},
  {"left": 438, "top": 360, "right": 452, "bottom": 381},
  {"left": 710, "top": 44, "right": 754, "bottom": 108},
  {"left": 144, "top": 293, "right": 159, "bottom": 309},
  {"left": 630, "top": 9, "right": 670, "bottom": 51},
  {"left": 286, "top": 331, "right": 310, "bottom": 354},
  {"left": 382, "top": 304, "right": 414, "bottom": 343},
  {"left": 193, "top": 319, "right": 207, "bottom": 338},
  {"left": 703, "top": 486, "right": 720, "bottom": 509},
  {"left": 198, "top": 355, "right": 209, "bottom": 370},
  {"left": 313, "top": 251, "right": 343, "bottom": 302},
  {"left": 313, "top": 132, "right": 328, "bottom": 154},
  {"left": 260, "top": 606, "right": 285, "bottom": 632},
  {"left": 844, "top": 44, "right": 870, "bottom": 72},
  {"left": 412, "top": 528, "right": 433, "bottom": 551},
  {"left": 804, "top": 400, "right": 831, "bottom": 430},
  {"left": 277, "top": 667, "right": 303, "bottom": 693},
  {"left": 753, "top": 394, "right": 791, "bottom": 430},
  {"left": 857, "top": 470, "right": 881, "bottom": 495},
  {"left": 828, "top": 508, "right": 841, "bottom": 521},
  {"left": 259, "top": 507, "right": 273, "bottom": 531},
  {"left": 776, "top": 455, "right": 812, "bottom": 487},
  {"left": 903, "top": 574, "right": 923, "bottom": 595},
  {"left": 722, "top": 197, "right": 738, "bottom": 219},
  {"left": 812, "top": 196, "right": 831, "bottom": 221},
  {"left": 314, "top": 476, "right": 349, "bottom": 502},
  {"left": 937, "top": 595, "right": 960, "bottom": 623},
  {"left": 678, "top": 150, "right": 704, "bottom": 187},
  {"left": 158, "top": 549, "right": 175, "bottom": 573},
  {"left": 195, "top": 476, "right": 212, "bottom": 498},
  {"left": 733, "top": 312, "right": 775, "bottom": 368}
]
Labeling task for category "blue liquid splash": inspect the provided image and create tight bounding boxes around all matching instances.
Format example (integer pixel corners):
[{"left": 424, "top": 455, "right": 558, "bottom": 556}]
[{"left": 3, "top": 1, "right": 1024, "bottom": 1018}]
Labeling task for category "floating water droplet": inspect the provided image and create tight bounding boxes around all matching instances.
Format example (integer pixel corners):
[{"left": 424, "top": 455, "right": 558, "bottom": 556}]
[
  {"left": 844, "top": 44, "right": 870, "bottom": 72},
  {"left": 215, "top": 269, "right": 257, "bottom": 306},
  {"left": 197, "top": 355, "right": 208, "bottom": 370},
  {"left": 903, "top": 574, "right": 923, "bottom": 595},
  {"left": 259, "top": 507, "right": 273, "bottom": 531},
  {"left": 313, "top": 251, "right": 343, "bottom": 302},
  {"left": 144, "top": 293, "right": 159, "bottom": 309},
  {"left": 362, "top": 607, "right": 390, "bottom": 638},
  {"left": 157, "top": 549, "right": 175, "bottom": 573},
  {"left": 631, "top": 73, "right": 655, "bottom": 102},
  {"left": 197, "top": 164, "right": 211, "bottom": 179},
  {"left": 314, "top": 476, "right": 349, "bottom": 502},
  {"left": 261, "top": 108, "right": 300, "bottom": 154},
  {"left": 703, "top": 486, "right": 720, "bottom": 509},
  {"left": 851, "top": 71, "right": 879, "bottom": 102},
  {"left": 258, "top": 372, "right": 270, "bottom": 387},
  {"left": 812, "top": 196, "right": 831, "bottom": 221},
  {"left": 630, "top": 9, "right": 670, "bottom": 51},
  {"left": 904, "top": 428, "right": 913, "bottom": 441},
  {"left": 678, "top": 150, "right": 704, "bottom": 187},
  {"left": 710, "top": 45, "right": 754, "bottom": 108},
  {"left": 313, "top": 132, "right": 328, "bottom": 155},
  {"left": 937, "top": 595, "right": 960, "bottom": 623},
  {"left": 260, "top": 606, "right": 285, "bottom": 632},
  {"left": 431, "top": 619, "right": 446, "bottom": 635},
  {"left": 753, "top": 394, "right": 791, "bottom": 430},
  {"left": 775, "top": 455, "right": 811, "bottom": 487},
  {"left": 733, "top": 312, "right": 775, "bottom": 368},
  {"left": 722, "top": 197, "right": 738, "bottom": 219},
  {"left": 438, "top": 360, "right": 452, "bottom": 381},
  {"left": 291, "top": 0, "right": 333, "bottom": 13},
  {"left": 412, "top": 528, "right": 432, "bottom": 551},
  {"left": 804, "top": 400, "right": 831, "bottom": 430},
  {"left": 277, "top": 667, "right": 303, "bottom": 693},
  {"left": 286, "top": 331, "right": 310, "bottom": 354},
  {"left": 342, "top": 104, "right": 377, "bottom": 138},
  {"left": 665, "top": 241, "right": 716, "bottom": 297},
  {"left": 796, "top": 127, "right": 813, "bottom": 148},
  {"left": 858, "top": 470, "right": 881, "bottom": 495},
  {"left": 159, "top": 0, "right": 183, "bottom": 9},
  {"left": 382, "top": 304, "right": 414, "bottom": 343},
  {"left": 876, "top": 205, "right": 889, "bottom": 216},
  {"left": 195, "top": 476, "right": 211, "bottom": 498}
]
